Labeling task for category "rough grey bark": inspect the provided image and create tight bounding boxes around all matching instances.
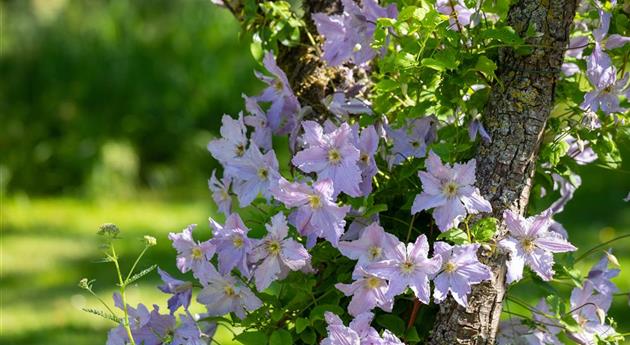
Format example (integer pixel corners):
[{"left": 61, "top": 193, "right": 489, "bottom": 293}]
[{"left": 428, "top": 1, "right": 579, "bottom": 344}]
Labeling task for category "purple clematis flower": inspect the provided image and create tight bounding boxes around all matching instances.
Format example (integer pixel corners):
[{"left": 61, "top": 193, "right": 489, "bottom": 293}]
[
  {"left": 568, "top": 280, "right": 617, "bottom": 344},
  {"left": 248, "top": 212, "right": 310, "bottom": 291},
  {"left": 208, "top": 170, "right": 232, "bottom": 216},
  {"left": 411, "top": 150, "right": 492, "bottom": 232},
  {"left": 341, "top": 212, "right": 379, "bottom": 241},
  {"left": 254, "top": 52, "right": 300, "bottom": 135},
  {"left": 387, "top": 116, "right": 438, "bottom": 167},
  {"left": 322, "top": 311, "right": 401, "bottom": 345},
  {"left": 337, "top": 222, "right": 398, "bottom": 271},
  {"left": 271, "top": 178, "right": 350, "bottom": 248},
  {"left": 581, "top": 43, "right": 629, "bottom": 114},
  {"left": 243, "top": 95, "right": 273, "bottom": 152},
  {"left": 196, "top": 270, "right": 262, "bottom": 320},
  {"left": 107, "top": 294, "right": 176, "bottom": 345},
  {"left": 499, "top": 210, "right": 577, "bottom": 283},
  {"left": 292, "top": 121, "right": 362, "bottom": 197},
  {"left": 335, "top": 267, "right": 393, "bottom": 316},
  {"left": 207, "top": 113, "right": 248, "bottom": 167},
  {"left": 157, "top": 268, "right": 193, "bottom": 314},
  {"left": 565, "top": 135, "right": 598, "bottom": 166},
  {"left": 313, "top": 0, "right": 397, "bottom": 66},
  {"left": 432, "top": 242, "right": 492, "bottom": 307},
  {"left": 468, "top": 117, "right": 491, "bottom": 143},
  {"left": 352, "top": 124, "right": 380, "bottom": 196},
  {"left": 168, "top": 224, "right": 216, "bottom": 279},
  {"left": 436, "top": 0, "right": 475, "bottom": 31},
  {"left": 171, "top": 314, "right": 217, "bottom": 345},
  {"left": 367, "top": 234, "right": 442, "bottom": 303},
  {"left": 226, "top": 144, "right": 280, "bottom": 207},
  {"left": 209, "top": 213, "right": 254, "bottom": 277},
  {"left": 586, "top": 250, "right": 620, "bottom": 298},
  {"left": 549, "top": 172, "right": 581, "bottom": 214},
  {"left": 323, "top": 92, "right": 373, "bottom": 118}
]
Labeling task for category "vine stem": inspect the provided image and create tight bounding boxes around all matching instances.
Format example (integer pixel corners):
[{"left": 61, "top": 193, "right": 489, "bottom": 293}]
[
  {"left": 406, "top": 214, "right": 417, "bottom": 243},
  {"left": 574, "top": 234, "right": 630, "bottom": 262}
]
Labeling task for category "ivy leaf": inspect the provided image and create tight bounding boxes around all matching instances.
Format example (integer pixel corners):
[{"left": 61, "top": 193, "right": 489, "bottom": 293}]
[
  {"left": 470, "top": 217, "right": 498, "bottom": 242},
  {"left": 436, "top": 228, "right": 470, "bottom": 245},
  {"left": 295, "top": 317, "right": 310, "bottom": 333},
  {"left": 270, "top": 329, "right": 292, "bottom": 345}
]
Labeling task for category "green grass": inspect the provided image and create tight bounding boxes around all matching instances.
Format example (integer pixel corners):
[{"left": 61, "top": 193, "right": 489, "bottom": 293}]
[
  {"left": 0, "top": 195, "right": 239, "bottom": 345},
  {"left": 1, "top": 160, "right": 629, "bottom": 345}
]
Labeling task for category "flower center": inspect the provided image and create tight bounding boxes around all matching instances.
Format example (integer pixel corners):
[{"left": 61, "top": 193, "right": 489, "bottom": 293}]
[
  {"left": 400, "top": 260, "right": 416, "bottom": 274},
  {"left": 328, "top": 148, "right": 342, "bottom": 164},
  {"left": 220, "top": 189, "right": 229, "bottom": 201},
  {"left": 191, "top": 246, "right": 203, "bottom": 259},
  {"left": 442, "top": 181, "right": 459, "bottom": 198},
  {"left": 274, "top": 79, "right": 283, "bottom": 91},
  {"left": 232, "top": 235, "right": 244, "bottom": 249},
  {"left": 308, "top": 194, "right": 322, "bottom": 209},
  {"left": 257, "top": 167, "right": 269, "bottom": 180},
  {"left": 224, "top": 284, "right": 236, "bottom": 297},
  {"left": 175, "top": 281, "right": 193, "bottom": 293},
  {"left": 521, "top": 237, "right": 536, "bottom": 253},
  {"left": 603, "top": 84, "right": 613, "bottom": 93},
  {"left": 444, "top": 261, "right": 457, "bottom": 273},
  {"left": 267, "top": 240, "right": 282, "bottom": 256},
  {"left": 235, "top": 143, "right": 245, "bottom": 157},
  {"left": 368, "top": 246, "right": 382, "bottom": 260},
  {"left": 365, "top": 276, "right": 382, "bottom": 289},
  {"left": 353, "top": 43, "right": 362, "bottom": 52},
  {"left": 411, "top": 141, "right": 420, "bottom": 148},
  {"left": 360, "top": 153, "right": 370, "bottom": 164}
]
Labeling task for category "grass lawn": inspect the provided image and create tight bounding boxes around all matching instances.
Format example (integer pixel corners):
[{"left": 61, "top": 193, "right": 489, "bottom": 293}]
[{"left": 1, "top": 160, "right": 629, "bottom": 345}]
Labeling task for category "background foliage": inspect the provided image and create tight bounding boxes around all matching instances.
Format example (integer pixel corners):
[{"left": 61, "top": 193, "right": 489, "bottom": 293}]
[{"left": 0, "top": 0, "right": 629, "bottom": 345}]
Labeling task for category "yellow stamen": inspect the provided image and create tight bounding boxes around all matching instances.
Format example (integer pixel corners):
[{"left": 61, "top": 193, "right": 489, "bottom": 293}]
[{"left": 328, "top": 149, "right": 342, "bottom": 164}]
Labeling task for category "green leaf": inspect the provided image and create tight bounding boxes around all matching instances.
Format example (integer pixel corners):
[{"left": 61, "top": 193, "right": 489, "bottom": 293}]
[
  {"left": 592, "top": 133, "right": 621, "bottom": 169},
  {"left": 309, "top": 304, "right": 344, "bottom": 321},
  {"left": 436, "top": 228, "right": 470, "bottom": 245},
  {"left": 480, "top": 26, "right": 524, "bottom": 46},
  {"left": 295, "top": 317, "right": 310, "bottom": 333},
  {"left": 470, "top": 217, "right": 498, "bottom": 242},
  {"left": 473, "top": 56, "right": 498, "bottom": 82},
  {"left": 269, "top": 329, "right": 292, "bottom": 345},
  {"left": 375, "top": 314, "right": 406, "bottom": 336},
  {"left": 405, "top": 327, "right": 421, "bottom": 343},
  {"left": 235, "top": 331, "right": 268, "bottom": 345},
  {"left": 125, "top": 264, "right": 156, "bottom": 285},
  {"left": 540, "top": 140, "right": 569, "bottom": 167},
  {"left": 300, "top": 328, "right": 316, "bottom": 344}
]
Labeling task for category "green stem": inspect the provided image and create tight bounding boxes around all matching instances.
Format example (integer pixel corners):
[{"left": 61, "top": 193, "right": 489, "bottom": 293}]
[
  {"left": 111, "top": 245, "right": 136, "bottom": 345},
  {"left": 575, "top": 234, "right": 630, "bottom": 263},
  {"left": 406, "top": 214, "right": 417, "bottom": 243},
  {"left": 125, "top": 245, "right": 149, "bottom": 284}
]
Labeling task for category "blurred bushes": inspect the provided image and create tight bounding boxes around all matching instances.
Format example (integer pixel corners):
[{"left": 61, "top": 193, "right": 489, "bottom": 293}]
[{"left": 0, "top": 0, "right": 260, "bottom": 195}]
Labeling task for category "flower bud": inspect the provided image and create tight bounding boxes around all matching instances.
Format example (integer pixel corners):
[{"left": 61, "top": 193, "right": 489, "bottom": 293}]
[
  {"left": 78, "top": 278, "right": 91, "bottom": 290},
  {"left": 143, "top": 235, "right": 157, "bottom": 247},
  {"left": 98, "top": 223, "right": 120, "bottom": 237}
]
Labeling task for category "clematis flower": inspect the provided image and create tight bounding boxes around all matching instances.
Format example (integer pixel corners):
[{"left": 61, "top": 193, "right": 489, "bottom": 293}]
[
  {"left": 292, "top": 121, "right": 362, "bottom": 197},
  {"left": 436, "top": 0, "right": 475, "bottom": 31},
  {"left": 581, "top": 43, "right": 629, "bottom": 114},
  {"left": 432, "top": 242, "right": 492, "bottom": 307},
  {"left": 549, "top": 172, "right": 581, "bottom": 214},
  {"left": 593, "top": 4, "right": 630, "bottom": 49},
  {"left": 335, "top": 267, "right": 393, "bottom": 316},
  {"left": 248, "top": 212, "right": 310, "bottom": 291},
  {"left": 568, "top": 281, "right": 617, "bottom": 344},
  {"left": 586, "top": 250, "right": 620, "bottom": 298},
  {"left": 387, "top": 116, "right": 438, "bottom": 167},
  {"left": 107, "top": 294, "right": 175, "bottom": 345},
  {"left": 196, "top": 270, "right": 262, "bottom": 320},
  {"left": 468, "top": 117, "right": 491, "bottom": 143},
  {"left": 207, "top": 113, "right": 248, "bottom": 167},
  {"left": 499, "top": 210, "right": 577, "bottom": 283},
  {"left": 171, "top": 314, "right": 217, "bottom": 345},
  {"left": 157, "top": 268, "right": 193, "bottom": 314},
  {"left": 209, "top": 213, "right": 254, "bottom": 277},
  {"left": 341, "top": 212, "right": 379, "bottom": 241},
  {"left": 352, "top": 125, "right": 379, "bottom": 196},
  {"left": 208, "top": 170, "right": 232, "bottom": 216},
  {"left": 271, "top": 178, "right": 350, "bottom": 248},
  {"left": 254, "top": 52, "right": 300, "bottom": 135},
  {"left": 337, "top": 222, "right": 398, "bottom": 270},
  {"left": 226, "top": 144, "right": 280, "bottom": 207},
  {"left": 565, "top": 136, "right": 597, "bottom": 166},
  {"left": 411, "top": 151, "right": 492, "bottom": 232},
  {"left": 243, "top": 95, "right": 272, "bottom": 152},
  {"left": 321, "top": 312, "right": 403, "bottom": 345},
  {"left": 367, "top": 234, "right": 442, "bottom": 303},
  {"left": 168, "top": 224, "right": 216, "bottom": 279},
  {"left": 313, "top": 0, "right": 397, "bottom": 66},
  {"left": 323, "top": 92, "right": 373, "bottom": 118}
]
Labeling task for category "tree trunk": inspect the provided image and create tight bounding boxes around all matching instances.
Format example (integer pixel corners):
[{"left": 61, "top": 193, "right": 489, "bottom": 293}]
[{"left": 428, "top": 1, "right": 578, "bottom": 344}]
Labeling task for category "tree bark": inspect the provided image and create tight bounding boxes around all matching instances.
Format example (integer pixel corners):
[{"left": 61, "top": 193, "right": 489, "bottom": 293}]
[{"left": 428, "top": 1, "right": 578, "bottom": 344}]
